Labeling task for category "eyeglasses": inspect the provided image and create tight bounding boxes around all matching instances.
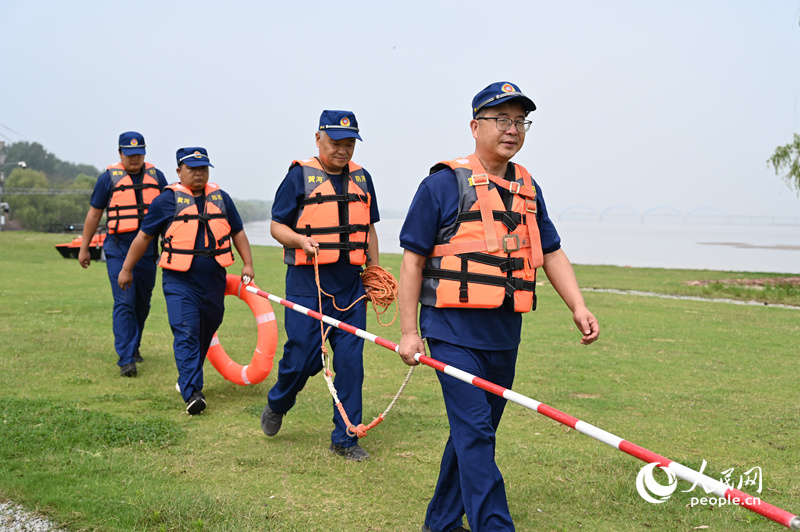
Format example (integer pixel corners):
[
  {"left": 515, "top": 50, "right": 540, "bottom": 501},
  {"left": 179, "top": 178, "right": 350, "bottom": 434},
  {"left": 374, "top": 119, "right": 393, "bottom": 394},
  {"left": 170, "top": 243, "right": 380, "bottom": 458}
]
[{"left": 476, "top": 117, "right": 532, "bottom": 132}]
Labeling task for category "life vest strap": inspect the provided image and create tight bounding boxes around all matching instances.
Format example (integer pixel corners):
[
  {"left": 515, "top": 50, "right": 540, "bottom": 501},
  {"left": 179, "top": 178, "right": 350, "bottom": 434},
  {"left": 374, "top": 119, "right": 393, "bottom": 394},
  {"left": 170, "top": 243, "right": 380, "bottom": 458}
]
[
  {"left": 173, "top": 212, "right": 227, "bottom": 223},
  {"left": 455, "top": 210, "right": 526, "bottom": 232},
  {"left": 107, "top": 212, "right": 146, "bottom": 221},
  {"left": 422, "top": 266, "right": 536, "bottom": 298},
  {"left": 298, "top": 223, "right": 370, "bottom": 236},
  {"left": 111, "top": 182, "right": 161, "bottom": 193},
  {"left": 472, "top": 175, "right": 500, "bottom": 253},
  {"left": 107, "top": 202, "right": 150, "bottom": 213},
  {"left": 430, "top": 236, "right": 531, "bottom": 257},
  {"left": 318, "top": 241, "right": 369, "bottom": 251},
  {"left": 162, "top": 246, "right": 233, "bottom": 258},
  {"left": 485, "top": 173, "right": 537, "bottom": 200},
  {"left": 457, "top": 252, "right": 526, "bottom": 273},
  {"left": 301, "top": 192, "right": 368, "bottom": 205}
]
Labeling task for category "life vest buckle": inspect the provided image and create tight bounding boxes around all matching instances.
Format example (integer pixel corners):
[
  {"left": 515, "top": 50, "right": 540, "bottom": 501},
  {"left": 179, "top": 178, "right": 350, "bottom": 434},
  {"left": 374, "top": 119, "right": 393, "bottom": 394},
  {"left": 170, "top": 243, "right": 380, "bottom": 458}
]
[
  {"left": 470, "top": 173, "right": 489, "bottom": 186},
  {"left": 525, "top": 199, "right": 537, "bottom": 214},
  {"left": 500, "top": 212, "right": 521, "bottom": 232},
  {"left": 508, "top": 182, "right": 521, "bottom": 195},
  {"left": 500, "top": 257, "right": 525, "bottom": 273},
  {"left": 502, "top": 234, "right": 520, "bottom": 253}
]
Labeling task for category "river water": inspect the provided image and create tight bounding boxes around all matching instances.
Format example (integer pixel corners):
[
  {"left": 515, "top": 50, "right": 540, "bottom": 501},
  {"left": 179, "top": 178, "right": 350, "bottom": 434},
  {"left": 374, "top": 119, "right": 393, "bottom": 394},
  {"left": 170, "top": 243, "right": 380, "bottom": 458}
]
[{"left": 245, "top": 216, "right": 800, "bottom": 274}]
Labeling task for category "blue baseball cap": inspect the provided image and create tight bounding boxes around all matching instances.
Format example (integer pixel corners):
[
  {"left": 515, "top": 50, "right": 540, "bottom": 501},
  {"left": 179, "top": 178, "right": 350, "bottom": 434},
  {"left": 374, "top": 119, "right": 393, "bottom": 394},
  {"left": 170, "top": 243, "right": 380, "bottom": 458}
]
[
  {"left": 318, "top": 110, "right": 362, "bottom": 141},
  {"left": 176, "top": 147, "right": 214, "bottom": 168},
  {"left": 119, "top": 131, "right": 146, "bottom": 156},
  {"left": 472, "top": 82, "right": 536, "bottom": 118}
]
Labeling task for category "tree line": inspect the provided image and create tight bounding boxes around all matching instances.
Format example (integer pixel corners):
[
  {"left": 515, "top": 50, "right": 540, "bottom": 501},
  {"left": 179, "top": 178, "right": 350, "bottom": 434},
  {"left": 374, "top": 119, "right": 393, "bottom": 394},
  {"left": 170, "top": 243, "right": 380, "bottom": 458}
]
[{"left": 1, "top": 142, "right": 270, "bottom": 232}]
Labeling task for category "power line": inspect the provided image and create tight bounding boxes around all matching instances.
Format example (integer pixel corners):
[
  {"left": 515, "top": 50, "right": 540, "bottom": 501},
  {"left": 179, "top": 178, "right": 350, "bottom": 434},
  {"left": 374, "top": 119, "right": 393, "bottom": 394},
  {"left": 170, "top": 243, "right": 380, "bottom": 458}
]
[
  {"left": 0, "top": 122, "right": 23, "bottom": 135},
  {"left": 2, "top": 188, "right": 93, "bottom": 195}
]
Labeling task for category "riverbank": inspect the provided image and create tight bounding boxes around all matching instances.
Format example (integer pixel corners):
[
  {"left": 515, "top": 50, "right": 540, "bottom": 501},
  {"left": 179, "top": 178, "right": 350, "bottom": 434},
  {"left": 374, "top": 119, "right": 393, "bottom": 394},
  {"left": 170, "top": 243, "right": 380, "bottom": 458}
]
[{"left": 244, "top": 217, "right": 800, "bottom": 274}]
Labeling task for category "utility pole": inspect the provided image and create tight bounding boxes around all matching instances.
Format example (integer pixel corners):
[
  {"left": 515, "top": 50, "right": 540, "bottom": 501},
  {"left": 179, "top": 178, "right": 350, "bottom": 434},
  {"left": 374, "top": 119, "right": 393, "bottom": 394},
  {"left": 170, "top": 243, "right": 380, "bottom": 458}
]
[
  {"left": 0, "top": 142, "right": 26, "bottom": 231},
  {"left": 0, "top": 141, "right": 7, "bottom": 231}
]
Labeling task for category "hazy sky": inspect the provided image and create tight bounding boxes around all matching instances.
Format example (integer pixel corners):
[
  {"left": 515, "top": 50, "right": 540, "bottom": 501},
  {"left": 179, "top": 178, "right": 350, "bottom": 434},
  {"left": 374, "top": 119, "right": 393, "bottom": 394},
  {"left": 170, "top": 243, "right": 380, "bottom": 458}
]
[{"left": 2, "top": 1, "right": 799, "bottom": 219}]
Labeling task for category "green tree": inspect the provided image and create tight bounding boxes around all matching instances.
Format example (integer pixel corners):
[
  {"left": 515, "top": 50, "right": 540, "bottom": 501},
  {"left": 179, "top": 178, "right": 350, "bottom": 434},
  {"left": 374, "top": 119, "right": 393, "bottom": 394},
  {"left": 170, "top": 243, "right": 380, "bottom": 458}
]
[
  {"left": 2, "top": 141, "right": 100, "bottom": 184},
  {"left": 4, "top": 168, "right": 92, "bottom": 232},
  {"left": 768, "top": 133, "right": 800, "bottom": 195}
]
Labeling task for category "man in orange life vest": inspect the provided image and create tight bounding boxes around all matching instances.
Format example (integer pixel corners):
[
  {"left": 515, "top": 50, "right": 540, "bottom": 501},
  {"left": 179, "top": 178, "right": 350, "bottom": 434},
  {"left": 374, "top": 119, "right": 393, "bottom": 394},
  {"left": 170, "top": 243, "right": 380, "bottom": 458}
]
[
  {"left": 79, "top": 131, "right": 169, "bottom": 377},
  {"left": 261, "top": 110, "right": 380, "bottom": 461},
  {"left": 118, "top": 147, "right": 254, "bottom": 415},
  {"left": 397, "top": 82, "right": 600, "bottom": 532}
]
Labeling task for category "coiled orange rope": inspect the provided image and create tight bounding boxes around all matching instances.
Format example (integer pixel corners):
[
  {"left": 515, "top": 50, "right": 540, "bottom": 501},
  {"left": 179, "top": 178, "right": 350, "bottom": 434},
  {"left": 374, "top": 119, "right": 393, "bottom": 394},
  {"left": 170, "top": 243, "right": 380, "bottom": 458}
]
[
  {"left": 361, "top": 265, "right": 399, "bottom": 326},
  {"left": 316, "top": 264, "right": 398, "bottom": 325}
]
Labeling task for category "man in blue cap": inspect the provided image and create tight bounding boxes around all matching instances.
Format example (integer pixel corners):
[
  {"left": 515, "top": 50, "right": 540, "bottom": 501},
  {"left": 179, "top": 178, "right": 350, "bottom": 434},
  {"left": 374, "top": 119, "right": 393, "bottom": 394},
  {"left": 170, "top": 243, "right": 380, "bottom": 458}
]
[
  {"left": 118, "top": 147, "right": 254, "bottom": 415},
  {"left": 397, "top": 82, "right": 600, "bottom": 531},
  {"left": 79, "top": 131, "right": 169, "bottom": 377},
  {"left": 262, "top": 110, "right": 380, "bottom": 461}
]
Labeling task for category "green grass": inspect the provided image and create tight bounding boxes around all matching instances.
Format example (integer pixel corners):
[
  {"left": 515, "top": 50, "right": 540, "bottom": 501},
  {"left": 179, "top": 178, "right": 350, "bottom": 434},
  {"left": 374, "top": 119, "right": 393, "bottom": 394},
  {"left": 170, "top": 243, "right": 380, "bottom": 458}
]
[
  {"left": 1, "top": 231, "right": 799, "bottom": 531},
  {"left": 572, "top": 264, "right": 800, "bottom": 306}
]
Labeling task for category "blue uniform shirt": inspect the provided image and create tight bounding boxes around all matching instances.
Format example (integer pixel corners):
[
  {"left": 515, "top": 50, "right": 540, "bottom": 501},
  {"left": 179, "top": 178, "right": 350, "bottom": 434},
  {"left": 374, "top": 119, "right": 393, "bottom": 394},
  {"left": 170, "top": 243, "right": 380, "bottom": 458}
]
[
  {"left": 271, "top": 162, "right": 380, "bottom": 299},
  {"left": 399, "top": 163, "right": 561, "bottom": 350},
  {"left": 90, "top": 165, "right": 169, "bottom": 259},
  {"left": 141, "top": 185, "right": 245, "bottom": 290}
]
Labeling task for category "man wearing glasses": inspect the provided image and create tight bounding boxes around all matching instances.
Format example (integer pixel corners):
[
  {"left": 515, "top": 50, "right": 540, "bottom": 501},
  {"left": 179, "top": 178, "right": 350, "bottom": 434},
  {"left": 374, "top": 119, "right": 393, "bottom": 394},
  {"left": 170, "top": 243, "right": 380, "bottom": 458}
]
[{"left": 397, "top": 82, "right": 600, "bottom": 532}]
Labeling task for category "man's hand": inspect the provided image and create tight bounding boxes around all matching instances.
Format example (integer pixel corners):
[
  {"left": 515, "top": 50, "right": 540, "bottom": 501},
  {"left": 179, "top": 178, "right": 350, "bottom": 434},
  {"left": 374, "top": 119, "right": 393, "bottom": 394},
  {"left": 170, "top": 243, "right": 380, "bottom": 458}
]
[
  {"left": 241, "top": 265, "right": 255, "bottom": 285},
  {"left": 301, "top": 237, "right": 320, "bottom": 257},
  {"left": 78, "top": 249, "right": 91, "bottom": 268},
  {"left": 398, "top": 332, "right": 425, "bottom": 366},
  {"left": 118, "top": 268, "right": 133, "bottom": 291},
  {"left": 573, "top": 306, "right": 600, "bottom": 345}
]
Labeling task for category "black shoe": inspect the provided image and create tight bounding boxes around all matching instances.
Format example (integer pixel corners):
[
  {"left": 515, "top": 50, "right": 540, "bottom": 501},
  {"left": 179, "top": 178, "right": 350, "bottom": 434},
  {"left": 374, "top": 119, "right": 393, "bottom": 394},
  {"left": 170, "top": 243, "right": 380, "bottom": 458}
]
[
  {"left": 133, "top": 350, "right": 143, "bottom": 363},
  {"left": 329, "top": 443, "right": 369, "bottom": 461},
  {"left": 186, "top": 391, "right": 206, "bottom": 416},
  {"left": 120, "top": 362, "right": 137, "bottom": 377},
  {"left": 421, "top": 526, "right": 469, "bottom": 532},
  {"left": 260, "top": 404, "right": 283, "bottom": 436}
]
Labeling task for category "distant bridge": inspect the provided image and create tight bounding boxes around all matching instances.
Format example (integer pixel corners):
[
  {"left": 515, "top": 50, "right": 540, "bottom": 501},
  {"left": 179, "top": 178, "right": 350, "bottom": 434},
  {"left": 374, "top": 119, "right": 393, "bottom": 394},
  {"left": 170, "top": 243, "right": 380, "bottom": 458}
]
[{"left": 556, "top": 205, "right": 800, "bottom": 226}]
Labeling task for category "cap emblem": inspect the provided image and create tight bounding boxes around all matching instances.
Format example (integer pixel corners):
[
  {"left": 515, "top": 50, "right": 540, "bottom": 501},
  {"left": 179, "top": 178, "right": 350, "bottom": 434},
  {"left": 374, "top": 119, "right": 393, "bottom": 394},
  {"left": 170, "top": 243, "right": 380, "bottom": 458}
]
[
  {"left": 130, "top": 138, "right": 138, "bottom": 146},
  {"left": 193, "top": 151, "right": 203, "bottom": 158},
  {"left": 340, "top": 117, "right": 351, "bottom": 127},
  {"left": 501, "top": 83, "right": 515, "bottom": 93}
]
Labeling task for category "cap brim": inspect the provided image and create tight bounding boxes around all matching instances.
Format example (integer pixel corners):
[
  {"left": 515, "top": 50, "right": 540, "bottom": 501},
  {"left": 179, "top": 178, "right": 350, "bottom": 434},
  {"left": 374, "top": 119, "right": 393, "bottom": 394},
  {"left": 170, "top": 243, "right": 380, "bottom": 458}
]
[
  {"left": 120, "top": 147, "right": 146, "bottom": 156},
  {"left": 325, "top": 130, "right": 362, "bottom": 141},
  {"left": 183, "top": 160, "right": 214, "bottom": 168},
  {"left": 477, "top": 94, "right": 537, "bottom": 116}
]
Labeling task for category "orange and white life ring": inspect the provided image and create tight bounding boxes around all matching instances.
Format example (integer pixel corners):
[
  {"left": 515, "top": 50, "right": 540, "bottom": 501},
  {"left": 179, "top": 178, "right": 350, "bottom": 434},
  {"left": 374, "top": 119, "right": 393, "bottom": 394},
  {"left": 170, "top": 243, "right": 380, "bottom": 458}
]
[{"left": 206, "top": 274, "right": 278, "bottom": 386}]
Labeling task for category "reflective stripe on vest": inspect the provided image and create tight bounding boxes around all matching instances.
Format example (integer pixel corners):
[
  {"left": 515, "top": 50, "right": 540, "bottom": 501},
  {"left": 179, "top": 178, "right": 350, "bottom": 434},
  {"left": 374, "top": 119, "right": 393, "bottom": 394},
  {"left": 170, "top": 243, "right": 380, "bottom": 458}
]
[
  {"left": 420, "top": 154, "right": 544, "bottom": 313},
  {"left": 106, "top": 162, "right": 161, "bottom": 234},
  {"left": 158, "top": 182, "right": 234, "bottom": 272},
  {"left": 284, "top": 158, "right": 372, "bottom": 266}
]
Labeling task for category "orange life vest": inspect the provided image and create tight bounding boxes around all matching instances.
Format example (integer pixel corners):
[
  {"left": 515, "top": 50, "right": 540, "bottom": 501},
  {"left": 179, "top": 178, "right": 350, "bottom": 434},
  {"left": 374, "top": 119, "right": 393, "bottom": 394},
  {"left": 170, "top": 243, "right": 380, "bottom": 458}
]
[
  {"left": 158, "top": 182, "right": 234, "bottom": 272},
  {"left": 284, "top": 157, "right": 372, "bottom": 266},
  {"left": 420, "top": 154, "right": 544, "bottom": 313},
  {"left": 106, "top": 162, "right": 161, "bottom": 234}
]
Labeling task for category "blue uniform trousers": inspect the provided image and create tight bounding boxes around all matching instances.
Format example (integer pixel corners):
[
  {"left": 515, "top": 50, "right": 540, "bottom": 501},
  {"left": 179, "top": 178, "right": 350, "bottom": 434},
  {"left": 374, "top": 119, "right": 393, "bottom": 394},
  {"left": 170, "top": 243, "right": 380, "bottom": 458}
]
[
  {"left": 163, "top": 279, "right": 225, "bottom": 402},
  {"left": 268, "top": 294, "right": 365, "bottom": 447},
  {"left": 105, "top": 253, "right": 157, "bottom": 367},
  {"left": 424, "top": 338, "right": 518, "bottom": 532}
]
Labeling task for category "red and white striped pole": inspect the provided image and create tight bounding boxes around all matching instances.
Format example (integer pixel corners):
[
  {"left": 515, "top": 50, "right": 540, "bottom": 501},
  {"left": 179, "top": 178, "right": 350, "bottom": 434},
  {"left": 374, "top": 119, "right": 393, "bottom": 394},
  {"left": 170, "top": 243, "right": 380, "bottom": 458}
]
[{"left": 245, "top": 285, "right": 800, "bottom": 530}]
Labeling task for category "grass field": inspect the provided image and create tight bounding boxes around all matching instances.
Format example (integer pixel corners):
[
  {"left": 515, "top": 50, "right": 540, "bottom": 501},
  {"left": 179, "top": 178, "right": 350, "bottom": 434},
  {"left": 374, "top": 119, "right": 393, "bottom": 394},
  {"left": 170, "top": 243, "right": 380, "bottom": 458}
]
[{"left": 1, "top": 231, "right": 799, "bottom": 531}]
